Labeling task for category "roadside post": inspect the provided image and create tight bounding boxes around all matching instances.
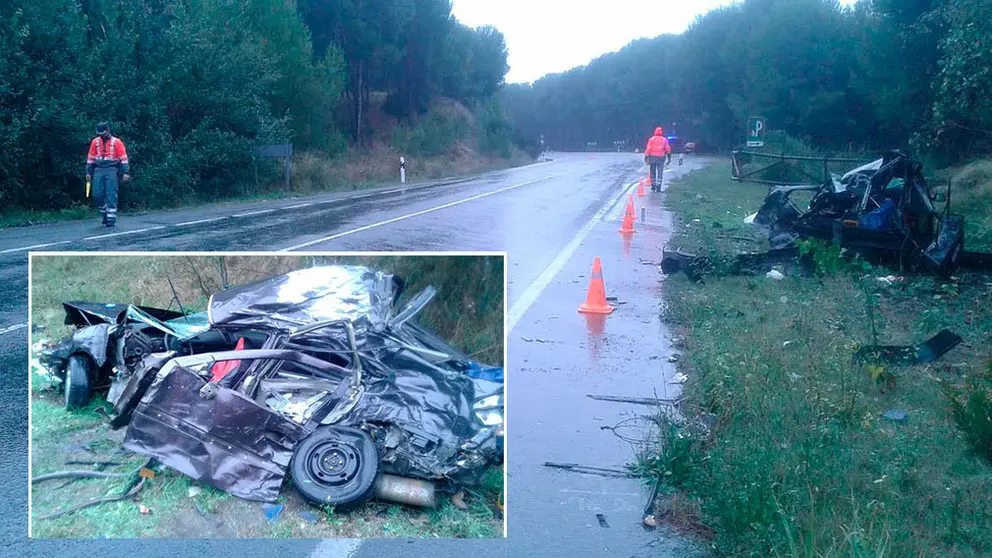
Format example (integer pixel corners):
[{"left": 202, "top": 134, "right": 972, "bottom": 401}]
[
  {"left": 400, "top": 156, "right": 406, "bottom": 184},
  {"left": 254, "top": 143, "right": 294, "bottom": 191}
]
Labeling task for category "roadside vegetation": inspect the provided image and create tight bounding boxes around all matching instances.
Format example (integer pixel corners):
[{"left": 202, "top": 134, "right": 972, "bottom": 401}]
[
  {"left": 505, "top": 0, "right": 992, "bottom": 169},
  {"left": 1, "top": 0, "right": 533, "bottom": 228},
  {"left": 641, "top": 161, "right": 992, "bottom": 557},
  {"left": 30, "top": 255, "right": 504, "bottom": 538}
]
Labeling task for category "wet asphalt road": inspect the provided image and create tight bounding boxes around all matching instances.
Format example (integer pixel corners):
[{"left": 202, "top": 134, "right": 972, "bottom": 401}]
[{"left": 1, "top": 152, "right": 712, "bottom": 557}]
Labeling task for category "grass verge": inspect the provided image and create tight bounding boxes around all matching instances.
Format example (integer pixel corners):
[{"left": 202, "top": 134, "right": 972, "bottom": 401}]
[
  {"left": 642, "top": 162, "right": 992, "bottom": 557},
  {"left": 30, "top": 255, "right": 504, "bottom": 538},
  {"left": 2, "top": 149, "right": 532, "bottom": 230}
]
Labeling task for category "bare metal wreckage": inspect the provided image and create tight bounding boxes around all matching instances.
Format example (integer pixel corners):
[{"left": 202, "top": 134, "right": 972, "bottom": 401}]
[
  {"left": 662, "top": 150, "right": 992, "bottom": 279},
  {"left": 39, "top": 266, "right": 504, "bottom": 511}
]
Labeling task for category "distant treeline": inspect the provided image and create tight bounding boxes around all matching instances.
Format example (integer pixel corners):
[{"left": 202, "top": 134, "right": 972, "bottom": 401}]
[
  {"left": 0, "top": 0, "right": 509, "bottom": 212},
  {"left": 502, "top": 0, "right": 992, "bottom": 164}
]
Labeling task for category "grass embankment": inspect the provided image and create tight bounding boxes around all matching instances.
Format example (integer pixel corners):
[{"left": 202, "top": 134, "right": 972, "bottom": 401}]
[
  {"left": 641, "top": 163, "right": 992, "bottom": 556},
  {"left": 30, "top": 255, "right": 504, "bottom": 539}
]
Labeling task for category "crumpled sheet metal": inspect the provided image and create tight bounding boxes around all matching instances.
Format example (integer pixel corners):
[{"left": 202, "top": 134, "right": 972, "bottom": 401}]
[
  {"left": 341, "top": 343, "right": 481, "bottom": 479},
  {"left": 62, "top": 301, "right": 185, "bottom": 327},
  {"left": 208, "top": 266, "right": 397, "bottom": 333},
  {"left": 41, "top": 323, "right": 113, "bottom": 371},
  {"left": 123, "top": 362, "right": 308, "bottom": 502}
]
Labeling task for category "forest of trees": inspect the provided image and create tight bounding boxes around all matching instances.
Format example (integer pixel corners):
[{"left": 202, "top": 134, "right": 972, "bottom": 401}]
[
  {"left": 502, "top": 0, "right": 992, "bottom": 165},
  {"left": 4, "top": 0, "right": 990, "bottom": 215},
  {"left": 0, "top": 0, "right": 510, "bottom": 212}
]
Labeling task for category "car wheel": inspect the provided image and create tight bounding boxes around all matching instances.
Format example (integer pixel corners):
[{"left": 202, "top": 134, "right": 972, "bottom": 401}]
[
  {"left": 64, "top": 355, "right": 91, "bottom": 410},
  {"left": 290, "top": 426, "right": 379, "bottom": 511}
]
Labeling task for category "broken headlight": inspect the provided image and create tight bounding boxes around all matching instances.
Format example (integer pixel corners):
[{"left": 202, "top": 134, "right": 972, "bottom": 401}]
[{"left": 473, "top": 394, "right": 503, "bottom": 426}]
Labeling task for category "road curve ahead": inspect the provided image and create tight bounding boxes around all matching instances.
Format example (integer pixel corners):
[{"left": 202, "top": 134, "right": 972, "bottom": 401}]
[{"left": 2, "top": 152, "right": 712, "bottom": 557}]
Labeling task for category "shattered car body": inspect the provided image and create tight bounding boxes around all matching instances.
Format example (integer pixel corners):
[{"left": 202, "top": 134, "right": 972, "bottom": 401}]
[
  {"left": 40, "top": 266, "right": 504, "bottom": 510},
  {"left": 663, "top": 150, "right": 992, "bottom": 280},
  {"left": 745, "top": 150, "right": 959, "bottom": 271}
]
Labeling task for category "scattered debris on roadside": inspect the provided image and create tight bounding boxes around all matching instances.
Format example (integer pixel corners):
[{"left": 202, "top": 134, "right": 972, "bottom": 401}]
[
  {"left": 854, "top": 329, "right": 962, "bottom": 365},
  {"left": 542, "top": 462, "right": 637, "bottom": 479},
  {"left": 34, "top": 458, "right": 156, "bottom": 521},
  {"left": 262, "top": 503, "right": 284, "bottom": 523},
  {"left": 586, "top": 394, "right": 681, "bottom": 406},
  {"left": 882, "top": 409, "right": 909, "bottom": 423}
]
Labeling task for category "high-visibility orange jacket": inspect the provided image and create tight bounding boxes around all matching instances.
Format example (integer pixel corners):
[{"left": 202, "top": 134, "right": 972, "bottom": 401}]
[
  {"left": 645, "top": 127, "right": 671, "bottom": 157},
  {"left": 86, "top": 136, "right": 129, "bottom": 175}
]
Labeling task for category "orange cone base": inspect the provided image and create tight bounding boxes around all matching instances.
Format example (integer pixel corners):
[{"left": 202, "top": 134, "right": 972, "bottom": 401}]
[{"left": 578, "top": 303, "right": 614, "bottom": 315}]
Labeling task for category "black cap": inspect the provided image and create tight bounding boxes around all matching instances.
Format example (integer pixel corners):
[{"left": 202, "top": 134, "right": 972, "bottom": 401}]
[{"left": 96, "top": 122, "right": 109, "bottom": 134}]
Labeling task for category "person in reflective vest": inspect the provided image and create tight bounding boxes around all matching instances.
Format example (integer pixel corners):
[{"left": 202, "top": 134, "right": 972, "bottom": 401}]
[
  {"left": 85, "top": 122, "right": 130, "bottom": 227},
  {"left": 643, "top": 126, "right": 672, "bottom": 192}
]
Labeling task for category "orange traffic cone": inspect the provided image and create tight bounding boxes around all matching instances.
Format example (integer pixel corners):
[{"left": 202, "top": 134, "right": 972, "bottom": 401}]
[
  {"left": 625, "top": 195, "right": 637, "bottom": 220},
  {"left": 637, "top": 179, "right": 646, "bottom": 197},
  {"left": 578, "top": 257, "right": 615, "bottom": 315},
  {"left": 619, "top": 209, "right": 636, "bottom": 234}
]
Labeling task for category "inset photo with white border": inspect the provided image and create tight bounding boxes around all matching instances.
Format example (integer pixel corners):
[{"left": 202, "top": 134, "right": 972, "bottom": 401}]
[{"left": 28, "top": 252, "right": 505, "bottom": 539}]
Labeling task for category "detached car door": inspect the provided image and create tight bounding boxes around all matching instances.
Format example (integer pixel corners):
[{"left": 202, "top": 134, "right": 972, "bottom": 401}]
[{"left": 122, "top": 351, "right": 312, "bottom": 502}]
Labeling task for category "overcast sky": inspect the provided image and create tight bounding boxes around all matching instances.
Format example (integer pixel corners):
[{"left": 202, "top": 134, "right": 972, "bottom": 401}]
[{"left": 451, "top": 0, "right": 858, "bottom": 84}]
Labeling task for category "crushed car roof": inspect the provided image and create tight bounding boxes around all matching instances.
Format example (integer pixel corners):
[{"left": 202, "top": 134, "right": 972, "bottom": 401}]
[{"left": 207, "top": 266, "right": 398, "bottom": 333}]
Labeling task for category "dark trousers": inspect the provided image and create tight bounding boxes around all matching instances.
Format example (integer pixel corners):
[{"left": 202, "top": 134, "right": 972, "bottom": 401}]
[
  {"left": 92, "top": 167, "right": 119, "bottom": 224},
  {"left": 649, "top": 162, "right": 665, "bottom": 189}
]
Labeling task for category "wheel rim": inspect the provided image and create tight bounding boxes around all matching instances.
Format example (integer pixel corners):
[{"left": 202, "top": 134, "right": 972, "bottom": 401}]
[{"left": 305, "top": 439, "right": 362, "bottom": 488}]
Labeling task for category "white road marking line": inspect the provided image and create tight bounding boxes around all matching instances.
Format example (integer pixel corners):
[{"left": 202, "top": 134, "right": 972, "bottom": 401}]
[
  {"left": 232, "top": 209, "right": 275, "bottom": 218},
  {"left": 281, "top": 174, "right": 565, "bottom": 252},
  {"left": 349, "top": 193, "right": 375, "bottom": 200},
  {"left": 0, "top": 241, "right": 71, "bottom": 254},
  {"left": 283, "top": 202, "right": 312, "bottom": 210},
  {"left": 82, "top": 226, "right": 165, "bottom": 241},
  {"left": 507, "top": 181, "right": 636, "bottom": 333},
  {"left": 380, "top": 188, "right": 403, "bottom": 194},
  {"left": 0, "top": 323, "right": 28, "bottom": 336},
  {"left": 175, "top": 216, "right": 226, "bottom": 227},
  {"left": 309, "top": 540, "right": 363, "bottom": 557}
]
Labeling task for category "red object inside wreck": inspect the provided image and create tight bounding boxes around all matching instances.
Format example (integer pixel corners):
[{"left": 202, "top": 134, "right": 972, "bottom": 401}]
[{"left": 209, "top": 337, "right": 245, "bottom": 382}]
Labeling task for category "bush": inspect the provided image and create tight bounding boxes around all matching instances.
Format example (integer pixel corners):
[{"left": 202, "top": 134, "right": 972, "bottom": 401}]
[
  {"left": 945, "top": 364, "right": 992, "bottom": 463},
  {"left": 392, "top": 109, "right": 471, "bottom": 157},
  {"left": 475, "top": 99, "right": 514, "bottom": 159}
]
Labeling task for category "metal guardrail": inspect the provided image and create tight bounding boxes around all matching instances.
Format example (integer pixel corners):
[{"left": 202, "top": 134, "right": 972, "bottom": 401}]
[{"left": 731, "top": 149, "right": 876, "bottom": 186}]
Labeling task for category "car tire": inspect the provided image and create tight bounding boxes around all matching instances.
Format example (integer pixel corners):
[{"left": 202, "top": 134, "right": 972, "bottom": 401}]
[
  {"left": 64, "top": 355, "right": 91, "bottom": 410},
  {"left": 290, "top": 426, "right": 379, "bottom": 511}
]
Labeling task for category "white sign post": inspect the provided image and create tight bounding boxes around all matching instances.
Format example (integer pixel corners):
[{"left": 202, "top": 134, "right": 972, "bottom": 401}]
[{"left": 400, "top": 156, "right": 406, "bottom": 184}]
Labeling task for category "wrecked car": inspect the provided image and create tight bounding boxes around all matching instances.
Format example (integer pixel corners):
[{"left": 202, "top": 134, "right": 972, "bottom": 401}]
[
  {"left": 39, "top": 266, "right": 504, "bottom": 511},
  {"left": 744, "top": 150, "right": 962, "bottom": 272},
  {"left": 663, "top": 150, "right": 992, "bottom": 279}
]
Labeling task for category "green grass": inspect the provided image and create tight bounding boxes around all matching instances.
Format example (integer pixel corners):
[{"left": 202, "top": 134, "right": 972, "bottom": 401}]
[
  {"left": 644, "top": 161, "right": 992, "bottom": 557},
  {"left": 30, "top": 255, "right": 504, "bottom": 538}
]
